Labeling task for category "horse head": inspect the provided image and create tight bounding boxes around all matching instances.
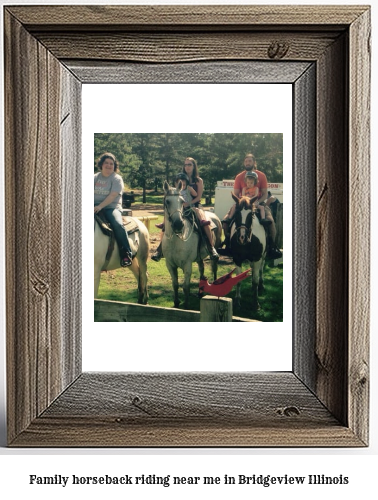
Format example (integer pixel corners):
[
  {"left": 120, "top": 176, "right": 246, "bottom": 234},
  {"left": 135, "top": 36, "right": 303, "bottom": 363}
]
[
  {"left": 231, "top": 193, "right": 257, "bottom": 246},
  {"left": 163, "top": 181, "right": 185, "bottom": 234}
]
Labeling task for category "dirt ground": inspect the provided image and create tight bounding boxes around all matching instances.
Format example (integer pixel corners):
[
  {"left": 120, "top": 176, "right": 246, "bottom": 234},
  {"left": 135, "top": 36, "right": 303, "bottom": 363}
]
[{"left": 124, "top": 203, "right": 163, "bottom": 253}]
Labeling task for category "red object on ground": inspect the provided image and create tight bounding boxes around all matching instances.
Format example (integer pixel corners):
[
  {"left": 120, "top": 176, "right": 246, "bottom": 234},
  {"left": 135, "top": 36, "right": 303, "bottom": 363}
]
[{"left": 199, "top": 268, "right": 251, "bottom": 297}]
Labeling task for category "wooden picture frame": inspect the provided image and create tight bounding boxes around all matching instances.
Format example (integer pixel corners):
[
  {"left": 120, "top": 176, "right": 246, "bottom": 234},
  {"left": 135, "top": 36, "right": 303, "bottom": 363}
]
[{"left": 4, "top": 5, "right": 370, "bottom": 447}]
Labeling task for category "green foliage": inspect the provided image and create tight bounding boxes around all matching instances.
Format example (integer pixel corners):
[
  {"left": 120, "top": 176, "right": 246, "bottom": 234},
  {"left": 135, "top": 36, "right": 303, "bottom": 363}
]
[{"left": 94, "top": 133, "right": 284, "bottom": 194}]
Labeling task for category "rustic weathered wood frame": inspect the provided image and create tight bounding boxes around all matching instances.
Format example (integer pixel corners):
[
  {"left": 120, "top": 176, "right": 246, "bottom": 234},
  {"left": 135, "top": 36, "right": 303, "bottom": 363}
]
[{"left": 4, "top": 5, "right": 370, "bottom": 447}]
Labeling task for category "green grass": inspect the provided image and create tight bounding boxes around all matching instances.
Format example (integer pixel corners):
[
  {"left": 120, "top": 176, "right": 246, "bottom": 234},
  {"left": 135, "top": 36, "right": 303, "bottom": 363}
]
[{"left": 97, "top": 253, "right": 283, "bottom": 322}]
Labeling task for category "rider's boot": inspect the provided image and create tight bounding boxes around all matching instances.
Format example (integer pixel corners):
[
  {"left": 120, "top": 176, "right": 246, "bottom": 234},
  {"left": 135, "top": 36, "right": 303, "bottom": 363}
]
[
  {"left": 266, "top": 236, "right": 282, "bottom": 260},
  {"left": 120, "top": 249, "right": 133, "bottom": 267},
  {"left": 151, "top": 242, "right": 163, "bottom": 262},
  {"left": 202, "top": 223, "right": 219, "bottom": 261},
  {"left": 221, "top": 219, "right": 231, "bottom": 248},
  {"left": 207, "top": 241, "right": 219, "bottom": 260}
]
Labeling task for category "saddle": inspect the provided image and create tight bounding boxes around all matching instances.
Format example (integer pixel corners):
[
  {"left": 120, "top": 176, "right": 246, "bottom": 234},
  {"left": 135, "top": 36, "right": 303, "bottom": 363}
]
[
  {"left": 183, "top": 208, "right": 218, "bottom": 232},
  {"left": 95, "top": 212, "right": 140, "bottom": 236},
  {"left": 183, "top": 209, "right": 217, "bottom": 258},
  {"left": 95, "top": 212, "right": 140, "bottom": 271}
]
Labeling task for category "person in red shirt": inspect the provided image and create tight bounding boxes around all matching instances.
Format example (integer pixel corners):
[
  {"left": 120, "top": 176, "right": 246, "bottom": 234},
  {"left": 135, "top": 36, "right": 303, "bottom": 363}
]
[{"left": 222, "top": 153, "right": 282, "bottom": 259}]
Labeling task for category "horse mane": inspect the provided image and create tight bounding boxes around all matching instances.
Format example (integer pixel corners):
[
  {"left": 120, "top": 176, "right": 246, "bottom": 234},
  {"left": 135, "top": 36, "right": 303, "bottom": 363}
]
[{"left": 237, "top": 196, "right": 253, "bottom": 210}]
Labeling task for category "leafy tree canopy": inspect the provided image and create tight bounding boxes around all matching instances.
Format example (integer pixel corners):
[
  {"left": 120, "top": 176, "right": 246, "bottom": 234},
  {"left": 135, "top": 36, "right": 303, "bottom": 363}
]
[{"left": 94, "top": 133, "right": 284, "bottom": 197}]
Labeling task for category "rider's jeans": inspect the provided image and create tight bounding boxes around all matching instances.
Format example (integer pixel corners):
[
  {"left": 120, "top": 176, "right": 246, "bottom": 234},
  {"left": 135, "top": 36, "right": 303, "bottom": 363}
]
[{"left": 103, "top": 207, "right": 132, "bottom": 257}]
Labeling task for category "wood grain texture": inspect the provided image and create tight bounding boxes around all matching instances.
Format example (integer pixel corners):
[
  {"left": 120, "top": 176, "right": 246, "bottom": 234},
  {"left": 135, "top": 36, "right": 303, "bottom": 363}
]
[
  {"left": 200, "top": 296, "right": 232, "bottom": 322},
  {"left": 4, "top": 10, "right": 81, "bottom": 443},
  {"left": 34, "top": 32, "right": 339, "bottom": 63},
  {"left": 11, "top": 373, "right": 364, "bottom": 447},
  {"left": 293, "top": 64, "right": 316, "bottom": 391},
  {"left": 60, "top": 67, "right": 82, "bottom": 389},
  {"left": 66, "top": 60, "right": 312, "bottom": 84},
  {"left": 316, "top": 34, "right": 349, "bottom": 425},
  {"left": 4, "top": 12, "right": 63, "bottom": 442},
  {"left": 7, "top": 5, "right": 368, "bottom": 29},
  {"left": 348, "top": 8, "right": 371, "bottom": 445},
  {"left": 4, "top": 5, "right": 370, "bottom": 447}
]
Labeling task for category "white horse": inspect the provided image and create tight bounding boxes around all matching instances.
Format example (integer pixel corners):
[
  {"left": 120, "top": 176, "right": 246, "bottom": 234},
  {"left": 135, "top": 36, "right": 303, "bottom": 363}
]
[
  {"left": 162, "top": 181, "right": 222, "bottom": 309},
  {"left": 230, "top": 193, "right": 266, "bottom": 310},
  {"left": 94, "top": 217, "right": 150, "bottom": 304}
]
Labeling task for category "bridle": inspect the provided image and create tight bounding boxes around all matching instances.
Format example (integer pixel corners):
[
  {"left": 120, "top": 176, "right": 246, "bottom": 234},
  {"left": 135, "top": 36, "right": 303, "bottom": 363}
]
[
  {"left": 164, "top": 192, "right": 194, "bottom": 241},
  {"left": 164, "top": 192, "right": 183, "bottom": 223},
  {"left": 232, "top": 204, "right": 255, "bottom": 243}
]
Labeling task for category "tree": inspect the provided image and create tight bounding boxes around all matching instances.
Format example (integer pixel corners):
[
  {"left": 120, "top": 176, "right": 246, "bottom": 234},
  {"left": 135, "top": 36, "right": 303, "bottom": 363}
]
[{"left": 93, "top": 132, "right": 284, "bottom": 198}]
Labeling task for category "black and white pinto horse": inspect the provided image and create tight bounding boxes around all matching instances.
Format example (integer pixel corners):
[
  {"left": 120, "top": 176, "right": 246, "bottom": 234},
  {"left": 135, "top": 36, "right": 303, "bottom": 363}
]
[
  {"left": 162, "top": 181, "right": 222, "bottom": 309},
  {"left": 230, "top": 193, "right": 266, "bottom": 310}
]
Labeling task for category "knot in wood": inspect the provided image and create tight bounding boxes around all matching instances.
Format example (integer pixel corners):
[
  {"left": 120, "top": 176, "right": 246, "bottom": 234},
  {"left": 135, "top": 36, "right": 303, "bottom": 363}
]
[
  {"left": 32, "top": 279, "right": 49, "bottom": 295},
  {"left": 359, "top": 376, "right": 367, "bottom": 387},
  {"left": 277, "top": 406, "right": 300, "bottom": 417},
  {"left": 268, "top": 41, "right": 289, "bottom": 59},
  {"left": 132, "top": 396, "right": 142, "bottom": 406}
]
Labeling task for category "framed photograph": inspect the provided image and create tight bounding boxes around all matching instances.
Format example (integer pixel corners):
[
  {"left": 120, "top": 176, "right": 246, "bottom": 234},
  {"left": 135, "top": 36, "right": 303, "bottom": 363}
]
[{"left": 4, "top": 5, "right": 370, "bottom": 447}]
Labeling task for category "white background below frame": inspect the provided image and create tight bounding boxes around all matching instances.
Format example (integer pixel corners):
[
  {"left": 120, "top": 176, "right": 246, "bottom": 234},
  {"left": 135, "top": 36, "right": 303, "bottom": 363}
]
[{"left": 83, "top": 83, "right": 292, "bottom": 372}]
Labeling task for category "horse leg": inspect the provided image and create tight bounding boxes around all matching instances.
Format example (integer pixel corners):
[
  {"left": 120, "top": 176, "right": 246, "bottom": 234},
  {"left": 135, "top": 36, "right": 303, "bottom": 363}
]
[
  {"left": 210, "top": 257, "right": 218, "bottom": 282},
  {"left": 251, "top": 261, "right": 261, "bottom": 310},
  {"left": 258, "top": 259, "right": 265, "bottom": 293},
  {"left": 94, "top": 257, "right": 105, "bottom": 298},
  {"left": 182, "top": 262, "right": 193, "bottom": 310},
  {"left": 234, "top": 265, "right": 242, "bottom": 308},
  {"left": 128, "top": 258, "right": 148, "bottom": 305},
  {"left": 197, "top": 259, "right": 206, "bottom": 281},
  {"left": 137, "top": 257, "right": 149, "bottom": 304},
  {"left": 94, "top": 267, "right": 101, "bottom": 299},
  {"left": 166, "top": 262, "right": 180, "bottom": 308}
]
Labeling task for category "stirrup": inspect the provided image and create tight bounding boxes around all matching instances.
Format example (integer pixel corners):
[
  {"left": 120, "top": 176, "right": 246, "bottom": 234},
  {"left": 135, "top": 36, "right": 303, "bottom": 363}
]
[
  {"left": 267, "top": 247, "right": 282, "bottom": 259},
  {"left": 121, "top": 255, "right": 132, "bottom": 267},
  {"left": 209, "top": 247, "right": 219, "bottom": 260},
  {"left": 151, "top": 253, "right": 161, "bottom": 262},
  {"left": 151, "top": 245, "right": 163, "bottom": 262}
]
